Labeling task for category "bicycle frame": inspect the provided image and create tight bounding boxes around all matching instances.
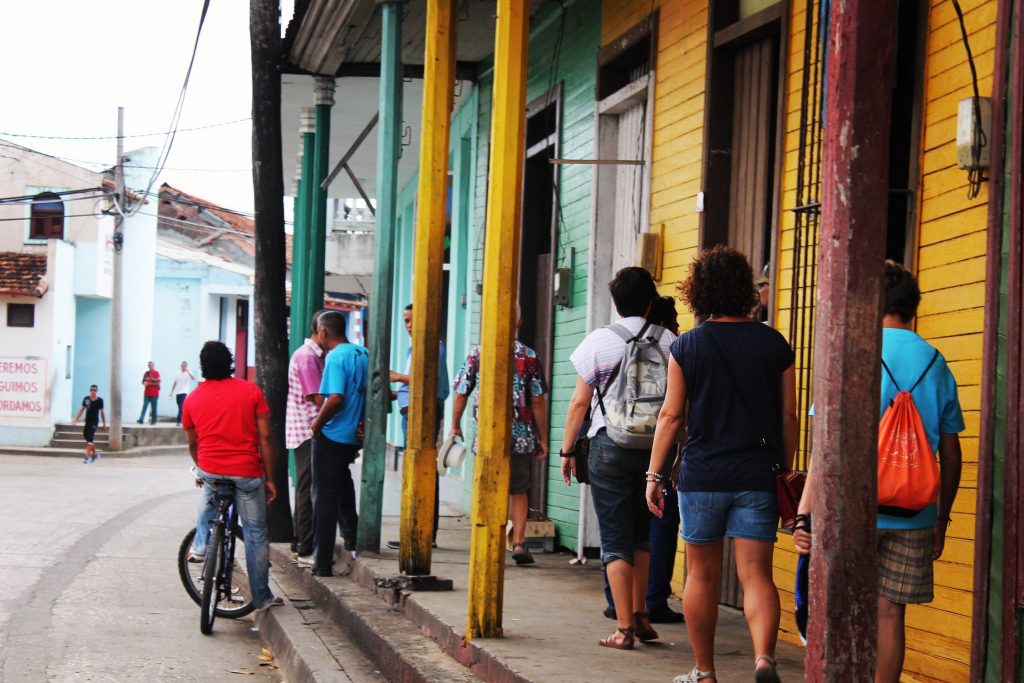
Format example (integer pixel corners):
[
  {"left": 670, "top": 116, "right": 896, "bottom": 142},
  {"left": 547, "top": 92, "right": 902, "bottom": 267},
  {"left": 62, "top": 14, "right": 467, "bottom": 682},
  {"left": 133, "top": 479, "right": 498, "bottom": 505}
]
[{"left": 209, "top": 482, "right": 238, "bottom": 605}]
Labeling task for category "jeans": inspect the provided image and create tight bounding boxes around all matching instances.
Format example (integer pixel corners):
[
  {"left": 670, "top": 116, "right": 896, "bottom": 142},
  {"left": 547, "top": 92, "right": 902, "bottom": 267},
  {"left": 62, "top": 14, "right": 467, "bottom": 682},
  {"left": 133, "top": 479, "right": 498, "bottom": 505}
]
[
  {"left": 292, "top": 439, "right": 314, "bottom": 556},
  {"left": 679, "top": 489, "right": 778, "bottom": 543},
  {"left": 175, "top": 393, "right": 187, "bottom": 424},
  {"left": 190, "top": 468, "right": 275, "bottom": 609},
  {"left": 588, "top": 430, "right": 651, "bottom": 566},
  {"left": 311, "top": 434, "right": 360, "bottom": 573},
  {"left": 138, "top": 396, "right": 158, "bottom": 424},
  {"left": 604, "top": 482, "right": 681, "bottom": 611}
]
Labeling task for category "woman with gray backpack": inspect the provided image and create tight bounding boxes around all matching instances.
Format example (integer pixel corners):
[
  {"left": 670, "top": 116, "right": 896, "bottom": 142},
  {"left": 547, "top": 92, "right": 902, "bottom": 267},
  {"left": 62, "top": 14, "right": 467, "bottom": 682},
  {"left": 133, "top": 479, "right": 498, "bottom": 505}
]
[{"left": 558, "top": 266, "right": 675, "bottom": 650}]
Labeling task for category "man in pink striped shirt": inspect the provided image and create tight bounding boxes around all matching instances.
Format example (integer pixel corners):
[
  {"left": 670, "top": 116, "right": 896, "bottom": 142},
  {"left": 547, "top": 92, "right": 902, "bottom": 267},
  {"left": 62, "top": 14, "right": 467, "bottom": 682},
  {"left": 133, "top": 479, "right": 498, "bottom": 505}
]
[{"left": 285, "top": 311, "right": 327, "bottom": 566}]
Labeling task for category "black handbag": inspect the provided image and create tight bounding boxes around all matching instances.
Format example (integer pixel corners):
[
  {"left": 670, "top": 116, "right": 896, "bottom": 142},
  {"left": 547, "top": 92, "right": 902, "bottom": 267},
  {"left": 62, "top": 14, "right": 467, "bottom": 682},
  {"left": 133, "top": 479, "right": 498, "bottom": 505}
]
[{"left": 574, "top": 359, "right": 622, "bottom": 485}]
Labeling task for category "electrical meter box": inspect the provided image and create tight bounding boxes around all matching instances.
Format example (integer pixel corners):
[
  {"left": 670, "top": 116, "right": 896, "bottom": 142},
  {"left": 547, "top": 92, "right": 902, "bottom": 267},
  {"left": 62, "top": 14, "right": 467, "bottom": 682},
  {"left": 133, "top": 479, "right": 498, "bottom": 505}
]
[{"left": 956, "top": 97, "right": 992, "bottom": 170}]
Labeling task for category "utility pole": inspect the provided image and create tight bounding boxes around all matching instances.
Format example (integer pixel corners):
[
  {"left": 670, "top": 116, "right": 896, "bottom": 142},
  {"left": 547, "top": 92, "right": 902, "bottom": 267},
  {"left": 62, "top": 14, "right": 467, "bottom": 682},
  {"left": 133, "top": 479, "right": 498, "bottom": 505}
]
[
  {"left": 109, "top": 106, "right": 125, "bottom": 451},
  {"left": 250, "top": 0, "right": 293, "bottom": 541}
]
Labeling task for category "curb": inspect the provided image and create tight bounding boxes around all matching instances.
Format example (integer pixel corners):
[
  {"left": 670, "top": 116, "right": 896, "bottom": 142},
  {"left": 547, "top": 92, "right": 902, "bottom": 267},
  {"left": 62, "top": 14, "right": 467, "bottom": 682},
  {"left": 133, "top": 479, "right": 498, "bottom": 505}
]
[
  {"left": 0, "top": 445, "right": 189, "bottom": 458},
  {"left": 269, "top": 545, "right": 480, "bottom": 683},
  {"left": 348, "top": 557, "right": 531, "bottom": 683}
]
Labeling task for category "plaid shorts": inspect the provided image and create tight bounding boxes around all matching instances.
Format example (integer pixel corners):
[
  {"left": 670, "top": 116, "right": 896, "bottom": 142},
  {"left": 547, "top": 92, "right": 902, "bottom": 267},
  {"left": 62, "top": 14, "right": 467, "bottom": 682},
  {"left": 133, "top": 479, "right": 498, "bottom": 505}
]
[{"left": 878, "top": 527, "right": 934, "bottom": 604}]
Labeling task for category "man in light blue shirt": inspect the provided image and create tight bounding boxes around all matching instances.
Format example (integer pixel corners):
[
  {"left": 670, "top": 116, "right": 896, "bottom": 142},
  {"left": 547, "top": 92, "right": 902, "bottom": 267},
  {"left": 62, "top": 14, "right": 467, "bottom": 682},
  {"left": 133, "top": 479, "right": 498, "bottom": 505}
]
[
  {"left": 387, "top": 303, "right": 449, "bottom": 550},
  {"left": 795, "top": 261, "right": 964, "bottom": 682},
  {"left": 309, "top": 311, "right": 368, "bottom": 576}
]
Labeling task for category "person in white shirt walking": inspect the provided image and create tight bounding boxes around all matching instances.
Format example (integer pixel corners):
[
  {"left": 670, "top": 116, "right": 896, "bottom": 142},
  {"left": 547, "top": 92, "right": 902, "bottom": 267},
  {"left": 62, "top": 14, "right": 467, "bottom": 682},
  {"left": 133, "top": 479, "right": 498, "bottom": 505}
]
[{"left": 169, "top": 361, "right": 196, "bottom": 426}]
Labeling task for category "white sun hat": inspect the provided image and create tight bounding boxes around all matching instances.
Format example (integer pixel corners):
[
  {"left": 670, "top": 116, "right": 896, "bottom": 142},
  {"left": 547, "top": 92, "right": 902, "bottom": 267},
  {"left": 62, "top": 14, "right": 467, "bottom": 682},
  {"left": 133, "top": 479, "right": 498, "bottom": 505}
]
[{"left": 436, "top": 435, "right": 467, "bottom": 475}]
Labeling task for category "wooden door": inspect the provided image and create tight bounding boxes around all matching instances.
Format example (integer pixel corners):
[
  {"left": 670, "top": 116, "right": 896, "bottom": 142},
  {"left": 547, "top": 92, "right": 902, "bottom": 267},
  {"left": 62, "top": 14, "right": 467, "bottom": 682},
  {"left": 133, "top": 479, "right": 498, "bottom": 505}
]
[
  {"left": 235, "top": 299, "right": 249, "bottom": 380},
  {"left": 611, "top": 99, "right": 648, "bottom": 279},
  {"left": 727, "top": 37, "right": 776, "bottom": 277}
]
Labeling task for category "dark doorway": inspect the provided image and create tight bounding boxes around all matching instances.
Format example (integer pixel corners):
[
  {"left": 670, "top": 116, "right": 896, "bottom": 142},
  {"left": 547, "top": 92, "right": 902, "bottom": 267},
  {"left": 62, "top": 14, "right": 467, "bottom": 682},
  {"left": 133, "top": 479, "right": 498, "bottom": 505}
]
[
  {"left": 519, "top": 85, "right": 560, "bottom": 521},
  {"left": 885, "top": 0, "right": 926, "bottom": 265},
  {"left": 235, "top": 299, "right": 249, "bottom": 380},
  {"left": 701, "top": 0, "right": 787, "bottom": 610}
]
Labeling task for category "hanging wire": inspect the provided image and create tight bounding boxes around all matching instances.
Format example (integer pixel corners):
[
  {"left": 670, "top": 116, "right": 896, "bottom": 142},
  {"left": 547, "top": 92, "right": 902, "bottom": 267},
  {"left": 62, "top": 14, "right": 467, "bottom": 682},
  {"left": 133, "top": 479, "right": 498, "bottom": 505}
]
[{"left": 0, "top": 117, "right": 250, "bottom": 141}]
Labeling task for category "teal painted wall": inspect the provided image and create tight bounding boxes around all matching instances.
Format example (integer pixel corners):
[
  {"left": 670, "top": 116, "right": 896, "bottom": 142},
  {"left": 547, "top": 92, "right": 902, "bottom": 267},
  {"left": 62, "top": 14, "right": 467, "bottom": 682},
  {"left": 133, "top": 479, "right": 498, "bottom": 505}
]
[
  {"left": 72, "top": 297, "right": 111, "bottom": 413},
  {"left": 386, "top": 90, "right": 480, "bottom": 469},
  {"left": 466, "top": 0, "right": 600, "bottom": 550}
]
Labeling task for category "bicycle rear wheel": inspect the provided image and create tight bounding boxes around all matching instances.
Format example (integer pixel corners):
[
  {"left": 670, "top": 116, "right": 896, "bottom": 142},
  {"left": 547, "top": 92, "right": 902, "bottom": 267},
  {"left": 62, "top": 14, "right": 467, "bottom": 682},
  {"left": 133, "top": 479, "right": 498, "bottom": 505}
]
[
  {"left": 199, "top": 523, "right": 223, "bottom": 634},
  {"left": 178, "top": 527, "right": 254, "bottom": 619}
]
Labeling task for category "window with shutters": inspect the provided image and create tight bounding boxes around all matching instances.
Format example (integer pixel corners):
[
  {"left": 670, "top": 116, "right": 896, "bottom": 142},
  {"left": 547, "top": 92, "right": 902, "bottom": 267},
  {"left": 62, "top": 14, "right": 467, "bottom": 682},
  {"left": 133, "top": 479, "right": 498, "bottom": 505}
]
[{"left": 29, "top": 192, "right": 65, "bottom": 240}]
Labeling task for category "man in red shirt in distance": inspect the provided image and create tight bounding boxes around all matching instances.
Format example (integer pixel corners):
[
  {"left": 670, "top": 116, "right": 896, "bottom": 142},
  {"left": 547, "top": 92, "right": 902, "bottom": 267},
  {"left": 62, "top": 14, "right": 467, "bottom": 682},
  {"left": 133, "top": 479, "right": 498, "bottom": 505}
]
[
  {"left": 137, "top": 361, "right": 161, "bottom": 425},
  {"left": 183, "top": 340, "right": 281, "bottom": 610}
]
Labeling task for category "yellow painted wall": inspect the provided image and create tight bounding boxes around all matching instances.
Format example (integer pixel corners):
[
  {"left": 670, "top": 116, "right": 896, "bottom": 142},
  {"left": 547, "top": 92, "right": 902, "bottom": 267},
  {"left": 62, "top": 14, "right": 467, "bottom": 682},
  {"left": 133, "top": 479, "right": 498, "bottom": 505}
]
[
  {"left": 604, "top": 0, "right": 995, "bottom": 680},
  {"left": 602, "top": 0, "right": 710, "bottom": 600},
  {"left": 774, "top": 1, "right": 995, "bottom": 681}
]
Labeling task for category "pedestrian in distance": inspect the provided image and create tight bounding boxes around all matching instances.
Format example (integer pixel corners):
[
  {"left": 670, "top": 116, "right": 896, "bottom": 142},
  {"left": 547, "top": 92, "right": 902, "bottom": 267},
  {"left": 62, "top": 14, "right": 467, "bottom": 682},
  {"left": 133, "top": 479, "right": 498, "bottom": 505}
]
[
  {"left": 285, "top": 310, "right": 328, "bottom": 567},
  {"left": 137, "top": 361, "right": 160, "bottom": 425},
  {"left": 168, "top": 361, "right": 196, "bottom": 426},
  {"left": 386, "top": 303, "right": 450, "bottom": 551},
  {"left": 793, "top": 261, "right": 964, "bottom": 683},
  {"left": 72, "top": 384, "right": 106, "bottom": 463},
  {"left": 560, "top": 267, "right": 676, "bottom": 650},
  {"left": 183, "top": 340, "right": 282, "bottom": 610},
  {"left": 309, "top": 311, "right": 369, "bottom": 576},
  {"left": 450, "top": 304, "right": 548, "bottom": 565},
  {"left": 602, "top": 294, "right": 685, "bottom": 624},
  {"left": 646, "top": 246, "right": 798, "bottom": 683}
]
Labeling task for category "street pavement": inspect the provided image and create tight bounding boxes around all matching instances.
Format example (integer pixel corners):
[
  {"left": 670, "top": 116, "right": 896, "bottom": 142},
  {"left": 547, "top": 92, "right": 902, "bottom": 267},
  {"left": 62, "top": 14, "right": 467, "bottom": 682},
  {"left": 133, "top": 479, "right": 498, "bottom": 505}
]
[{"left": 0, "top": 453, "right": 281, "bottom": 681}]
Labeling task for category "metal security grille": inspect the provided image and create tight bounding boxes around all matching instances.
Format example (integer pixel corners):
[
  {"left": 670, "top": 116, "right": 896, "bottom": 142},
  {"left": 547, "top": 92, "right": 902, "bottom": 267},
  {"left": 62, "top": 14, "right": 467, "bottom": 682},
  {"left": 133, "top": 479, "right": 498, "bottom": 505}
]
[{"left": 788, "top": 0, "right": 829, "bottom": 471}]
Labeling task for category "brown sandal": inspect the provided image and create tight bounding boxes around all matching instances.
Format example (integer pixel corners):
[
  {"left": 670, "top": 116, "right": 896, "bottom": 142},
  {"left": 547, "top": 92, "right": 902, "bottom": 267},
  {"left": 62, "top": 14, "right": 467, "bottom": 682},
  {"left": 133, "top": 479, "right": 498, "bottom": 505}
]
[
  {"left": 599, "top": 626, "right": 635, "bottom": 650},
  {"left": 633, "top": 612, "right": 659, "bottom": 642}
]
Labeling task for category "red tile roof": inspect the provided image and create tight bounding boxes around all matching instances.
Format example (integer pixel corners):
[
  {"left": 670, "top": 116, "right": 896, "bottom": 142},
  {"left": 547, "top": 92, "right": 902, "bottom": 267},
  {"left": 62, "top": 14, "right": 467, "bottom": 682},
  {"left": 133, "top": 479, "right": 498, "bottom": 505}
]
[{"left": 0, "top": 252, "right": 48, "bottom": 298}]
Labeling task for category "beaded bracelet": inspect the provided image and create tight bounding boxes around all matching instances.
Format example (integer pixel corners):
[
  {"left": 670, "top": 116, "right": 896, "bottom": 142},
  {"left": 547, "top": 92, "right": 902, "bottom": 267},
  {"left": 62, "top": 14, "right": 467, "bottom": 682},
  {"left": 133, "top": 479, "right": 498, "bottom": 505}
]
[{"left": 644, "top": 471, "right": 663, "bottom": 482}]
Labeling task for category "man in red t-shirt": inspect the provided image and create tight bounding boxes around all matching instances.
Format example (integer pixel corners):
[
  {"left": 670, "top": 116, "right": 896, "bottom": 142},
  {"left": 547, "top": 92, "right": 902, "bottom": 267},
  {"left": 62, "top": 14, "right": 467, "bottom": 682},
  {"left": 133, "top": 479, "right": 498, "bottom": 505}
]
[
  {"left": 137, "top": 361, "right": 161, "bottom": 425},
  {"left": 182, "top": 341, "right": 281, "bottom": 610}
]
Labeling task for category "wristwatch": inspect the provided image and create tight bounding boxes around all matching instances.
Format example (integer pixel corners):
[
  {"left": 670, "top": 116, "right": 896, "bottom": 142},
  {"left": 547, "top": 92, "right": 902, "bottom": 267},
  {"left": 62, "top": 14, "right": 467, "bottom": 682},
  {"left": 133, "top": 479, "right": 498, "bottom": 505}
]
[{"left": 558, "top": 449, "right": 574, "bottom": 458}]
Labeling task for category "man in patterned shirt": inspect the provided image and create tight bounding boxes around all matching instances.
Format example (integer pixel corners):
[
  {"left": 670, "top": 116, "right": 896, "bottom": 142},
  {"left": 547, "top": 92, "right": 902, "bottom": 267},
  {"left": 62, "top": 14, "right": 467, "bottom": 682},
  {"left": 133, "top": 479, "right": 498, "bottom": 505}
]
[
  {"left": 285, "top": 310, "right": 326, "bottom": 566},
  {"left": 450, "top": 308, "right": 548, "bottom": 565}
]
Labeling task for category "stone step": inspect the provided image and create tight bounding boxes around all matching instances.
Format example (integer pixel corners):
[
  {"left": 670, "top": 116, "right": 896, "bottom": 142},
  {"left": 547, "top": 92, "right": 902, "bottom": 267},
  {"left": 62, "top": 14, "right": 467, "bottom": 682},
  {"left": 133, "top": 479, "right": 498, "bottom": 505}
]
[
  {"left": 51, "top": 438, "right": 109, "bottom": 449},
  {"left": 269, "top": 545, "right": 481, "bottom": 683}
]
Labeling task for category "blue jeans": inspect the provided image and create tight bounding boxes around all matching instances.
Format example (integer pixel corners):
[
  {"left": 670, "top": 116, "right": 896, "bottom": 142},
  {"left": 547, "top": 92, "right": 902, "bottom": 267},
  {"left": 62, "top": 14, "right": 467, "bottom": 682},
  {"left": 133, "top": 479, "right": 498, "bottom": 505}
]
[
  {"left": 604, "top": 482, "right": 680, "bottom": 611},
  {"left": 191, "top": 468, "right": 276, "bottom": 609},
  {"left": 175, "top": 393, "right": 187, "bottom": 424},
  {"left": 588, "top": 430, "right": 651, "bottom": 566},
  {"left": 138, "top": 396, "right": 158, "bottom": 424}
]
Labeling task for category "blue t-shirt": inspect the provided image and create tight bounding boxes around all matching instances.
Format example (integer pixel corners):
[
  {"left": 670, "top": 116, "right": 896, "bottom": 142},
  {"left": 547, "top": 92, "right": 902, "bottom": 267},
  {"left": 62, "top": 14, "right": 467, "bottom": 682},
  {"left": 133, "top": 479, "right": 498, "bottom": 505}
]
[
  {"left": 672, "top": 321, "right": 795, "bottom": 492},
  {"left": 395, "top": 340, "right": 450, "bottom": 409},
  {"left": 319, "top": 343, "right": 369, "bottom": 445},
  {"left": 877, "top": 328, "right": 965, "bottom": 529}
]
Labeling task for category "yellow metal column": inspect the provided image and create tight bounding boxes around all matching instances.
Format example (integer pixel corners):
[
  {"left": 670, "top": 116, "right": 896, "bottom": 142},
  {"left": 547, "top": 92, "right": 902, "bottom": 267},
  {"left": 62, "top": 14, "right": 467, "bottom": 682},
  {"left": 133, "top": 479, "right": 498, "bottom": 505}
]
[
  {"left": 466, "top": 0, "right": 529, "bottom": 640},
  {"left": 400, "top": 0, "right": 457, "bottom": 576}
]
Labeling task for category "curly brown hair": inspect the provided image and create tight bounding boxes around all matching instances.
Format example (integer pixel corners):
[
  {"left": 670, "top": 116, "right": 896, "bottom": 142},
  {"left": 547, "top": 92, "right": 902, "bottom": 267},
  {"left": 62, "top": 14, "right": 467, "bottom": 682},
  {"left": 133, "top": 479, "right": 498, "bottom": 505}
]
[{"left": 678, "top": 245, "right": 757, "bottom": 319}]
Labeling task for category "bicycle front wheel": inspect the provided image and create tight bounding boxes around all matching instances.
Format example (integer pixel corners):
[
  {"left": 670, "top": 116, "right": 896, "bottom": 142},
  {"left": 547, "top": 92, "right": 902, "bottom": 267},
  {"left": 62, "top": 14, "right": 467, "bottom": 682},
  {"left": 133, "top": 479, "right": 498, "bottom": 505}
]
[{"left": 178, "top": 527, "right": 255, "bottom": 619}]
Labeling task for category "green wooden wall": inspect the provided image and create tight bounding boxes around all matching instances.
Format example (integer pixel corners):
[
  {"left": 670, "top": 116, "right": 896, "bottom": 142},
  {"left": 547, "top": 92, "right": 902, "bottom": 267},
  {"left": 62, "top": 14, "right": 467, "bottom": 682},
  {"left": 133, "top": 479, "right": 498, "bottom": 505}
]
[{"left": 464, "top": 0, "right": 600, "bottom": 550}]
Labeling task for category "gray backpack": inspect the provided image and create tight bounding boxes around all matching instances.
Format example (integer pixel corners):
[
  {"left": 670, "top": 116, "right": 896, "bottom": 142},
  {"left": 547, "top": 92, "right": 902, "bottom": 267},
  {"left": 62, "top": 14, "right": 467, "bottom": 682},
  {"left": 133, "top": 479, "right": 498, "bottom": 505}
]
[{"left": 597, "top": 322, "right": 669, "bottom": 449}]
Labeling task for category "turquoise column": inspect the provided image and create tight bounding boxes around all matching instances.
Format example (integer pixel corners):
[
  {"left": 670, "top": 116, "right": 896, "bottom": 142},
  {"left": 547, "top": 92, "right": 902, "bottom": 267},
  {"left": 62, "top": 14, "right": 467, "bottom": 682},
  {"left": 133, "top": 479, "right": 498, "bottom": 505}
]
[
  {"left": 308, "top": 78, "right": 334, "bottom": 315},
  {"left": 296, "top": 108, "right": 317, "bottom": 342},
  {"left": 357, "top": 0, "right": 404, "bottom": 553}
]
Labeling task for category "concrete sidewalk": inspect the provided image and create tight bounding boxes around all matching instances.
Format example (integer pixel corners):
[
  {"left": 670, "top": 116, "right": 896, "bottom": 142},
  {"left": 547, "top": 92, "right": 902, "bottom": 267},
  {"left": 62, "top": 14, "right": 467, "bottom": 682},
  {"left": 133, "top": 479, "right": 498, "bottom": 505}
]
[{"left": 274, "top": 515, "right": 806, "bottom": 683}]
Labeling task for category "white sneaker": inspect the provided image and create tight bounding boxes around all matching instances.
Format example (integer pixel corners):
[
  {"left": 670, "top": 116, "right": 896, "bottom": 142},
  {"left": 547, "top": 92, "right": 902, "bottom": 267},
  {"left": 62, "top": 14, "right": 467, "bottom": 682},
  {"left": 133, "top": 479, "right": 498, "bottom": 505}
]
[
  {"left": 187, "top": 550, "right": 205, "bottom": 563},
  {"left": 296, "top": 554, "right": 314, "bottom": 568}
]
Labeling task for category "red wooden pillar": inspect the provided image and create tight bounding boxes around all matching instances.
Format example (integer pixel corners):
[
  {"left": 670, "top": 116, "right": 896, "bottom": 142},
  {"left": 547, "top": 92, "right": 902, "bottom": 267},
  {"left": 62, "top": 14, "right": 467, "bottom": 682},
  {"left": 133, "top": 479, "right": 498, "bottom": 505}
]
[{"left": 806, "top": 1, "right": 898, "bottom": 680}]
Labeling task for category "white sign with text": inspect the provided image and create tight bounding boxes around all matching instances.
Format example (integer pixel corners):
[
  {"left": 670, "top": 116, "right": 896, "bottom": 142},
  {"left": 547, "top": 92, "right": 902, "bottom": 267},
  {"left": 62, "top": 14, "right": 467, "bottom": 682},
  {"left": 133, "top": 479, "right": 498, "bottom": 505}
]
[{"left": 0, "top": 357, "right": 46, "bottom": 418}]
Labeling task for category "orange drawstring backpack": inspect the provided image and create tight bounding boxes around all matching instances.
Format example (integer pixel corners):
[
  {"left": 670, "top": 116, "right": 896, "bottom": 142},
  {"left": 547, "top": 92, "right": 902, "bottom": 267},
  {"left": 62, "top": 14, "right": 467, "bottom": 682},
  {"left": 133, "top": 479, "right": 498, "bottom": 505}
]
[{"left": 877, "top": 350, "right": 941, "bottom": 515}]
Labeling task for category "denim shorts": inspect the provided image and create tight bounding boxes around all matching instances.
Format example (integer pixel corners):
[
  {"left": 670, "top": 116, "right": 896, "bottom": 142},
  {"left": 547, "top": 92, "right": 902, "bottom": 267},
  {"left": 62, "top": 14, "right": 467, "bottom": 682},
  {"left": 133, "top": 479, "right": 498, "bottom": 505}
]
[
  {"left": 679, "top": 489, "right": 778, "bottom": 544},
  {"left": 588, "top": 430, "right": 651, "bottom": 566}
]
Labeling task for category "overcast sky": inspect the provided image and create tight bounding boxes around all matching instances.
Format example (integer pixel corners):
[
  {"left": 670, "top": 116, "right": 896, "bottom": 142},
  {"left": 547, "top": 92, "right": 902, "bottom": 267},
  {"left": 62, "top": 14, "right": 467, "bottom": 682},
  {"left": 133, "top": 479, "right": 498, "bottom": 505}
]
[{"left": 1, "top": 1, "right": 296, "bottom": 214}]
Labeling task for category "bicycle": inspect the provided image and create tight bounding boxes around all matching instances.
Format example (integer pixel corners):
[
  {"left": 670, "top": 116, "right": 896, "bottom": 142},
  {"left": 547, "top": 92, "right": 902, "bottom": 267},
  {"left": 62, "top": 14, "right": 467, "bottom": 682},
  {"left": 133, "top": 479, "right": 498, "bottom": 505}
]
[{"left": 177, "top": 468, "right": 254, "bottom": 633}]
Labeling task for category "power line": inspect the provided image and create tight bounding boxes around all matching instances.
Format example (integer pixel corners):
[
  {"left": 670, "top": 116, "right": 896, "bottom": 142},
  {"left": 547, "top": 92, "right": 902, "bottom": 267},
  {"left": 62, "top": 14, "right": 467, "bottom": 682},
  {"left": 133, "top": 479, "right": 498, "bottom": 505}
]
[
  {"left": 0, "top": 117, "right": 251, "bottom": 141},
  {"left": 123, "top": 0, "right": 212, "bottom": 218}
]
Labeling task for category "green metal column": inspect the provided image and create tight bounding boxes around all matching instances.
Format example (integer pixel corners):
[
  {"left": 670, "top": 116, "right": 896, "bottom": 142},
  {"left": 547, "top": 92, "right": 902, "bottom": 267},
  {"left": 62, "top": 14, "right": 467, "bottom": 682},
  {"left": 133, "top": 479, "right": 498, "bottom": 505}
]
[
  {"left": 295, "top": 109, "right": 317, "bottom": 342},
  {"left": 357, "top": 0, "right": 404, "bottom": 553},
  {"left": 308, "top": 77, "right": 335, "bottom": 315}
]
